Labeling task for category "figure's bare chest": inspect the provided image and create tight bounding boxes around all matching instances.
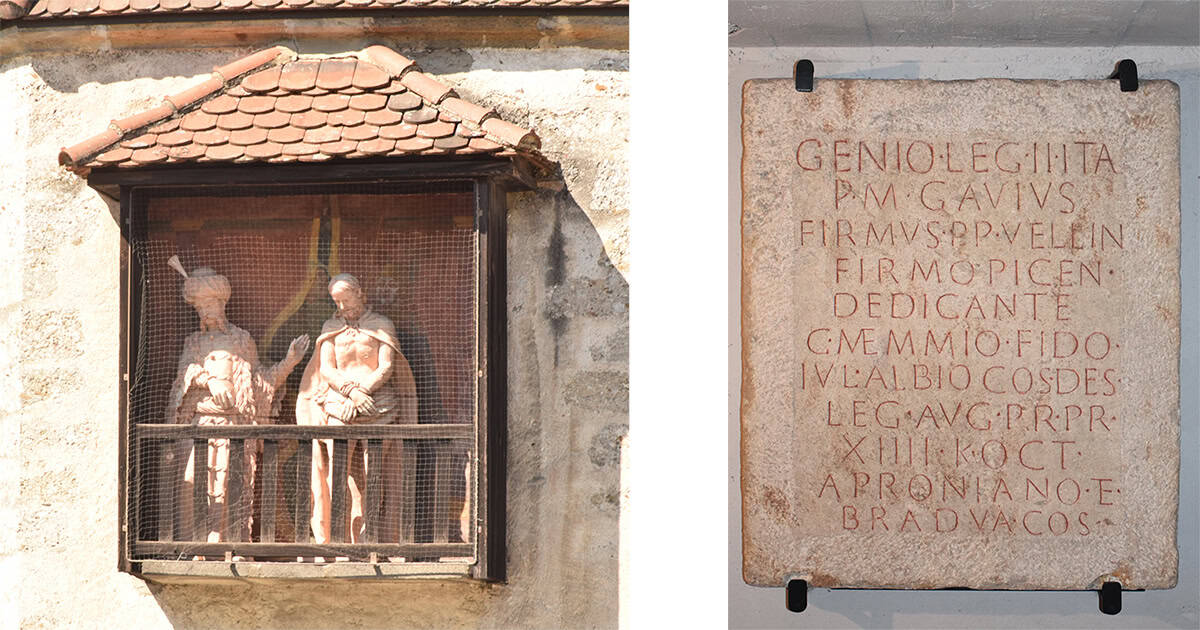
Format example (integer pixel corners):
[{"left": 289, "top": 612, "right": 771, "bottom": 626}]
[{"left": 332, "top": 329, "right": 381, "bottom": 365}]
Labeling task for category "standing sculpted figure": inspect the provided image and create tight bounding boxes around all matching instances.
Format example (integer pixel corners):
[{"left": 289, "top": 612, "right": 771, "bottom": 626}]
[
  {"left": 165, "top": 257, "right": 309, "bottom": 544},
  {"left": 297, "top": 273, "right": 418, "bottom": 544}
]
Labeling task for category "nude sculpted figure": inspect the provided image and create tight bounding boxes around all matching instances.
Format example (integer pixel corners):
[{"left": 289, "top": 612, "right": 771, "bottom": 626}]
[
  {"left": 165, "top": 257, "right": 309, "bottom": 543},
  {"left": 297, "top": 273, "right": 418, "bottom": 544}
]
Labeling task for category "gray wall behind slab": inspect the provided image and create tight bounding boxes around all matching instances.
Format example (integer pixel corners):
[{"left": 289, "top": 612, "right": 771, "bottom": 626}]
[{"left": 729, "top": 45, "right": 1199, "bottom": 629}]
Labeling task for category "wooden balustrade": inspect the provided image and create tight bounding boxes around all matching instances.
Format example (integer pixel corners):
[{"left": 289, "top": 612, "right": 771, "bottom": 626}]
[{"left": 133, "top": 423, "right": 473, "bottom": 561}]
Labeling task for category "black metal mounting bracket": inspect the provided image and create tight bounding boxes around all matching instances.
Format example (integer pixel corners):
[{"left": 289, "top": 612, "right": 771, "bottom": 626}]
[
  {"left": 794, "top": 60, "right": 814, "bottom": 93},
  {"left": 786, "top": 578, "right": 808, "bottom": 612},
  {"left": 1099, "top": 580, "right": 1122, "bottom": 615},
  {"left": 1108, "top": 59, "right": 1138, "bottom": 92}
]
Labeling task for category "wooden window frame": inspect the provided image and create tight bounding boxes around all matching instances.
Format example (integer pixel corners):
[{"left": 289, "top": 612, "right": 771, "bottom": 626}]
[{"left": 91, "top": 159, "right": 527, "bottom": 582}]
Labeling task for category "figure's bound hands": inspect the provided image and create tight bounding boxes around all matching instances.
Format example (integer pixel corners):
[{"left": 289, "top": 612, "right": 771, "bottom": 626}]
[
  {"left": 208, "top": 379, "right": 235, "bottom": 408},
  {"left": 287, "top": 334, "right": 311, "bottom": 363},
  {"left": 349, "top": 388, "right": 377, "bottom": 416}
]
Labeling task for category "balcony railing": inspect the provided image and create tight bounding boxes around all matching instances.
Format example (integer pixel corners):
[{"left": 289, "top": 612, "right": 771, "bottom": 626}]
[{"left": 132, "top": 423, "right": 474, "bottom": 563}]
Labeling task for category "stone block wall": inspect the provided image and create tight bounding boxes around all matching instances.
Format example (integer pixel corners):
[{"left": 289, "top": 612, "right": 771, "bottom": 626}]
[{"left": 0, "top": 43, "right": 627, "bottom": 629}]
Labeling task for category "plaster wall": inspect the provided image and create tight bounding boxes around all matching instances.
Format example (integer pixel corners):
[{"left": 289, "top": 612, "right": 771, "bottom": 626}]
[
  {"left": 0, "top": 43, "right": 628, "bottom": 630},
  {"left": 729, "top": 44, "right": 1198, "bottom": 629}
]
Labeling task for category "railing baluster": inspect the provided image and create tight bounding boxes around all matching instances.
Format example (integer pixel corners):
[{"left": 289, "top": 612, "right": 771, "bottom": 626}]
[
  {"left": 331, "top": 439, "right": 349, "bottom": 542},
  {"left": 158, "top": 438, "right": 175, "bottom": 543},
  {"left": 364, "top": 439, "right": 384, "bottom": 543},
  {"left": 227, "top": 439, "right": 245, "bottom": 542},
  {"left": 295, "top": 438, "right": 312, "bottom": 543},
  {"left": 433, "top": 441, "right": 456, "bottom": 544},
  {"left": 192, "top": 438, "right": 208, "bottom": 542},
  {"left": 400, "top": 439, "right": 417, "bottom": 544},
  {"left": 261, "top": 439, "right": 277, "bottom": 543}
]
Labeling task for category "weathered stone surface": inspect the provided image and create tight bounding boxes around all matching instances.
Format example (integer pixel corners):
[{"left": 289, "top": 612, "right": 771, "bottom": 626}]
[{"left": 741, "top": 79, "right": 1179, "bottom": 590}]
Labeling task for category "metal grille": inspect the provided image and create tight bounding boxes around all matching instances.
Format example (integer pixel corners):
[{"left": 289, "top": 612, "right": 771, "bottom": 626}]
[{"left": 127, "top": 182, "right": 478, "bottom": 564}]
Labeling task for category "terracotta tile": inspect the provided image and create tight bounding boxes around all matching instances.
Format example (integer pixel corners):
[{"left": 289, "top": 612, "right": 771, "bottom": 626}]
[
  {"left": 326, "top": 109, "right": 365, "bottom": 127},
  {"left": 290, "top": 111, "right": 328, "bottom": 129},
  {"left": 26, "top": 0, "right": 47, "bottom": 16},
  {"left": 319, "top": 140, "right": 357, "bottom": 155},
  {"left": 266, "top": 88, "right": 290, "bottom": 97},
  {"left": 345, "top": 0, "right": 371, "bottom": 6},
  {"left": 216, "top": 111, "right": 254, "bottom": 130},
  {"left": 303, "top": 127, "right": 341, "bottom": 144},
  {"left": 75, "top": 0, "right": 101, "bottom": 13},
  {"left": 167, "top": 76, "right": 224, "bottom": 112},
  {"left": 312, "top": 93, "right": 351, "bottom": 112},
  {"left": 311, "top": 0, "right": 339, "bottom": 6},
  {"left": 402, "top": 106, "right": 438, "bottom": 125},
  {"left": 237, "top": 95, "right": 276, "bottom": 114},
  {"left": 230, "top": 127, "right": 268, "bottom": 145},
  {"left": 300, "top": 88, "right": 329, "bottom": 96},
  {"left": 362, "top": 108, "right": 404, "bottom": 126},
  {"left": 340, "top": 124, "right": 378, "bottom": 141},
  {"left": 223, "top": 0, "right": 252, "bottom": 10},
  {"left": 482, "top": 117, "right": 539, "bottom": 150},
  {"left": 97, "top": 0, "right": 127, "bottom": 12},
  {"left": 215, "top": 46, "right": 288, "bottom": 82},
  {"left": 168, "top": 144, "right": 207, "bottom": 160},
  {"left": 399, "top": 71, "right": 454, "bottom": 104},
  {"left": 201, "top": 94, "right": 240, "bottom": 115},
  {"left": 394, "top": 136, "right": 433, "bottom": 152},
  {"left": 351, "top": 62, "right": 390, "bottom": 90},
  {"left": 46, "top": 0, "right": 71, "bottom": 15},
  {"left": 253, "top": 111, "right": 291, "bottom": 129},
  {"left": 416, "top": 120, "right": 455, "bottom": 139},
  {"left": 433, "top": 134, "right": 469, "bottom": 150},
  {"left": 437, "top": 110, "right": 461, "bottom": 123},
  {"left": 120, "top": 133, "right": 157, "bottom": 149},
  {"left": 146, "top": 118, "right": 180, "bottom": 134},
  {"left": 279, "top": 60, "right": 319, "bottom": 92},
  {"left": 128, "top": 0, "right": 157, "bottom": 10},
  {"left": 267, "top": 126, "right": 305, "bottom": 144},
  {"left": 348, "top": 94, "right": 387, "bottom": 111},
  {"left": 251, "top": 0, "right": 281, "bottom": 7},
  {"left": 131, "top": 147, "right": 168, "bottom": 163},
  {"left": 297, "top": 153, "right": 333, "bottom": 163},
  {"left": 274, "top": 155, "right": 300, "bottom": 163},
  {"left": 378, "top": 123, "right": 417, "bottom": 140},
  {"left": 386, "top": 91, "right": 422, "bottom": 112},
  {"left": 343, "top": 151, "right": 368, "bottom": 160},
  {"left": 156, "top": 129, "right": 193, "bottom": 146},
  {"left": 179, "top": 110, "right": 218, "bottom": 132},
  {"left": 193, "top": 128, "right": 231, "bottom": 145},
  {"left": 113, "top": 103, "right": 174, "bottom": 133},
  {"left": 341, "top": 87, "right": 365, "bottom": 96},
  {"left": 468, "top": 137, "right": 502, "bottom": 152},
  {"left": 95, "top": 146, "right": 133, "bottom": 164},
  {"left": 190, "top": 0, "right": 217, "bottom": 7},
  {"left": 281, "top": 142, "right": 318, "bottom": 156},
  {"left": 158, "top": 0, "right": 186, "bottom": 9},
  {"left": 242, "top": 66, "right": 281, "bottom": 94},
  {"left": 206, "top": 143, "right": 245, "bottom": 160},
  {"left": 281, "top": 0, "right": 310, "bottom": 6},
  {"left": 315, "top": 58, "right": 357, "bottom": 91},
  {"left": 357, "top": 138, "right": 395, "bottom": 155},
  {"left": 376, "top": 81, "right": 407, "bottom": 95},
  {"left": 457, "top": 125, "right": 484, "bottom": 138},
  {"left": 276, "top": 94, "right": 314, "bottom": 113},
  {"left": 244, "top": 142, "right": 284, "bottom": 159},
  {"left": 226, "top": 85, "right": 250, "bottom": 97}
]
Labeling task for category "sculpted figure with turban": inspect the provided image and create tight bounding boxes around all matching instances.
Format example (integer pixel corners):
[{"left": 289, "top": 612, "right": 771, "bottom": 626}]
[{"left": 165, "top": 257, "right": 310, "bottom": 544}]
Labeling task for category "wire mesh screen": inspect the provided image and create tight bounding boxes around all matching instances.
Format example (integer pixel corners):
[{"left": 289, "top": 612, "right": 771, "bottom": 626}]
[{"left": 129, "top": 182, "right": 478, "bottom": 564}]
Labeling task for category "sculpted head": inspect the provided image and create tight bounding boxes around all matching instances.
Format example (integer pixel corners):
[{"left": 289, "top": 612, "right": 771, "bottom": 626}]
[
  {"left": 328, "top": 273, "right": 367, "bottom": 322},
  {"left": 183, "top": 267, "right": 231, "bottom": 330}
]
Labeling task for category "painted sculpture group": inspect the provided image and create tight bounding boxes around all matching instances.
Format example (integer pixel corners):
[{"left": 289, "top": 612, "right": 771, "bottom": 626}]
[{"left": 166, "top": 258, "right": 418, "bottom": 547}]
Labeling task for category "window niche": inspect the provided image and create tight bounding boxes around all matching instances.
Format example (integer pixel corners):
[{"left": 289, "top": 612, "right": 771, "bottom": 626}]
[{"left": 96, "top": 164, "right": 516, "bottom": 581}]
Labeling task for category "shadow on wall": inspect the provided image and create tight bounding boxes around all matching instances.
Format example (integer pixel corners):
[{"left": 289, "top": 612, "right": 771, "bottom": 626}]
[{"left": 141, "top": 183, "right": 628, "bottom": 629}]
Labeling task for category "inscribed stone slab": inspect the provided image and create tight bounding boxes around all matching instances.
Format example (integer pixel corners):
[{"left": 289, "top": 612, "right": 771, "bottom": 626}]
[{"left": 741, "top": 79, "right": 1179, "bottom": 590}]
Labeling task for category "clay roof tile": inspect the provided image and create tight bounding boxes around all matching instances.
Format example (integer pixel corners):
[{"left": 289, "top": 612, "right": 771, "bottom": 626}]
[{"left": 59, "top": 45, "right": 542, "bottom": 171}]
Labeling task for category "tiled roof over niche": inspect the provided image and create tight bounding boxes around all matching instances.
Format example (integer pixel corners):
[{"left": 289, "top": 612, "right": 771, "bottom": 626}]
[
  {"left": 59, "top": 45, "right": 542, "bottom": 170},
  {"left": 1, "top": 0, "right": 624, "bottom": 21}
]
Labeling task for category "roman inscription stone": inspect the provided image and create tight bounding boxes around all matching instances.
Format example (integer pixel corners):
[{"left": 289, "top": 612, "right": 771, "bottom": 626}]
[{"left": 741, "top": 79, "right": 1179, "bottom": 590}]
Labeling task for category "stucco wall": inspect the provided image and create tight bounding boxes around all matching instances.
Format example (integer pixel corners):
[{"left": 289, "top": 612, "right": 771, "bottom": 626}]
[{"left": 0, "top": 43, "right": 628, "bottom": 630}]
